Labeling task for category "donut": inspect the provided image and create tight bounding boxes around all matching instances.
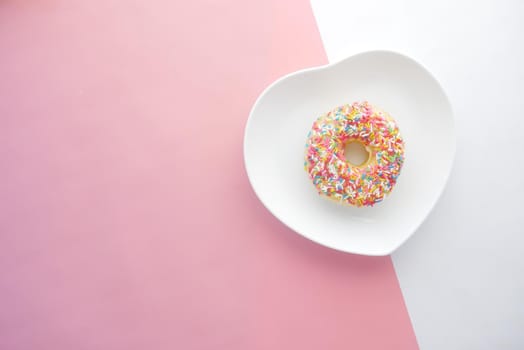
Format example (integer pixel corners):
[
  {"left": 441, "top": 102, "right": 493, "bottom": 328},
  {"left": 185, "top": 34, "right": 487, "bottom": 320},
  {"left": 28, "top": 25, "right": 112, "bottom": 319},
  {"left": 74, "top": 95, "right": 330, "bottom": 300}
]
[{"left": 304, "top": 101, "right": 405, "bottom": 207}]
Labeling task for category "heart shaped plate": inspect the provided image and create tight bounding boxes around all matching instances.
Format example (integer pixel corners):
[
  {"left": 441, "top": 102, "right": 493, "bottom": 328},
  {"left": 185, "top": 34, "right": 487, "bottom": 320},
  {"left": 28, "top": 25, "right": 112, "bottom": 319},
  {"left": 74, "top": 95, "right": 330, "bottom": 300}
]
[{"left": 244, "top": 51, "right": 455, "bottom": 255}]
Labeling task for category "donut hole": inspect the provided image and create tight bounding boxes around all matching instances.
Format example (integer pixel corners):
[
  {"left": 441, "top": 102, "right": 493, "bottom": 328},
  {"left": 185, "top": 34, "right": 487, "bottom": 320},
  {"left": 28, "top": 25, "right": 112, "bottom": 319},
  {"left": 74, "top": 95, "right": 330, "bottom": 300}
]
[{"left": 344, "top": 140, "right": 370, "bottom": 167}]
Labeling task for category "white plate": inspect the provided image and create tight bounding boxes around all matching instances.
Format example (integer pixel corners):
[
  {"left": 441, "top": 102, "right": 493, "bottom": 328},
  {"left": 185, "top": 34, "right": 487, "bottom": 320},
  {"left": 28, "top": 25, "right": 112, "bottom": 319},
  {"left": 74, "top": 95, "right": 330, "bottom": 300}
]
[{"left": 244, "top": 51, "right": 455, "bottom": 256}]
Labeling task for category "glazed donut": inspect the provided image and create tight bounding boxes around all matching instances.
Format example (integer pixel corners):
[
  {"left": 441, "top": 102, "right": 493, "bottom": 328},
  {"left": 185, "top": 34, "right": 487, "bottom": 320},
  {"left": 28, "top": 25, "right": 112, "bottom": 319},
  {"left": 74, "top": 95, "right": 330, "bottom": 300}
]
[{"left": 304, "top": 101, "right": 405, "bottom": 207}]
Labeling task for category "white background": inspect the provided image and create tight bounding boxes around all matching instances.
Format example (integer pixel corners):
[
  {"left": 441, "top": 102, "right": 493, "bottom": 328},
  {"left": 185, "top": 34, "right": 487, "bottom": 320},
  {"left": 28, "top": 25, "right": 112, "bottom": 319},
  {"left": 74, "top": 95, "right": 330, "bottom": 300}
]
[{"left": 310, "top": 0, "right": 524, "bottom": 349}]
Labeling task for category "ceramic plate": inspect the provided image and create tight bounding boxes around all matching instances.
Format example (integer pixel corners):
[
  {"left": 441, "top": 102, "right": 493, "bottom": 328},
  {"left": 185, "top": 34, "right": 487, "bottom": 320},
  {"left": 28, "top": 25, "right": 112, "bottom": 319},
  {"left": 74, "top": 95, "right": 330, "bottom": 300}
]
[{"left": 244, "top": 51, "right": 455, "bottom": 255}]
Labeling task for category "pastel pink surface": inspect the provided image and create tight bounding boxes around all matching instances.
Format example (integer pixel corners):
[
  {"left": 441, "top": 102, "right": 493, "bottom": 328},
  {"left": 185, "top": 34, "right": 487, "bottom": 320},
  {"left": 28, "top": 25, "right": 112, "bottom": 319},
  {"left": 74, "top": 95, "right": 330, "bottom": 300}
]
[{"left": 0, "top": 1, "right": 418, "bottom": 349}]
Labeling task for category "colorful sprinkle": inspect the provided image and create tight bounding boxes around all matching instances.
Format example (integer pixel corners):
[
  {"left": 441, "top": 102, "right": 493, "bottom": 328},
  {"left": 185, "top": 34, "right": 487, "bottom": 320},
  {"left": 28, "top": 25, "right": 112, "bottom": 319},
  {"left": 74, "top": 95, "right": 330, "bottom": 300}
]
[{"left": 304, "top": 101, "right": 405, "bottom": 207}]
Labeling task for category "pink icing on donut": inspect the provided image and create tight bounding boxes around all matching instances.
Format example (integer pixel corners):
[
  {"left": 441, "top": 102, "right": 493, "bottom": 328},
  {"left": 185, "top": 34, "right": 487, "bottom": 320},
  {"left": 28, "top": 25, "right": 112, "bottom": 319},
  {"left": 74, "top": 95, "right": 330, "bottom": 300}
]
[{"left": 304, "top": 101, "right": 405, "bottom": 207}]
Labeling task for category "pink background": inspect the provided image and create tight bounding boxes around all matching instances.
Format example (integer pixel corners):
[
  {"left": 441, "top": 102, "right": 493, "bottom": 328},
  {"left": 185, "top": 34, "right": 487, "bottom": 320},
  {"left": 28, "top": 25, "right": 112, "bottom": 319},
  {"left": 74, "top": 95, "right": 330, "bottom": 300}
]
[{"left": 0, "top": 0, "right": 418, "bottom": 349}]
